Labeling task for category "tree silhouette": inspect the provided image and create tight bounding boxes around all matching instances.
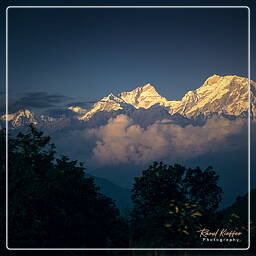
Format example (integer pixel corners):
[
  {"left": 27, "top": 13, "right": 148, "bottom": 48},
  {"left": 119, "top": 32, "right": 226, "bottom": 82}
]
[
  {"left": 1, "top": 125, "right": 128, "bottom": 248},
  {"left": 1, "top": 125, "right": 251, "bottom": 250},
  {"left": 130, "top": 162, "right": 223, "bottom": 248}
]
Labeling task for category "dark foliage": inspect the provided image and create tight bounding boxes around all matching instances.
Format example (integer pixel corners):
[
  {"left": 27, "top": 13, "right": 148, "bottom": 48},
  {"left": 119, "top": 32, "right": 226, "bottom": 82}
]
[
  {"left": 0, "top": 125, "right": 128, "bottom": 248},
  {"left": 0, "top": 125, "right": 252, "bottom": 252},
  {"left": 130, "top": 162, "right": 223, "bottom": 248},
  {"left": 215, "top": 189, "right": 256, "bottom": 249}
]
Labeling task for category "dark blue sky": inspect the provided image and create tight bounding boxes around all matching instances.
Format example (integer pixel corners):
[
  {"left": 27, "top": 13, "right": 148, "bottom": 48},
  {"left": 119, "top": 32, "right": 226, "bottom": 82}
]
[{"left": 7, "top": 7, "right": 249, "bottom": 104}]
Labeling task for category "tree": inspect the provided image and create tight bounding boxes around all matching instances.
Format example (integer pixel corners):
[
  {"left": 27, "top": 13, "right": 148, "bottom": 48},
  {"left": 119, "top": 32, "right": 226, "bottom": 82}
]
[
  {"left": 1, "top": 125, "right": 128, "bottom": 248},
  {"left": 130, "top": 162, "right": 222, "bottom": 248},
  {"left": 215, "top": 189, "right": 256, "bottom": 249}
]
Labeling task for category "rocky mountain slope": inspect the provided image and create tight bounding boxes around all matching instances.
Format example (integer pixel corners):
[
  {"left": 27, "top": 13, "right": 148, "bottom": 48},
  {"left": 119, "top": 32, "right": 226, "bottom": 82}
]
[
  {"left": 67, "top": 74, "right": 255, "bottom": 121},
  {"left": 1, "top": 75, "right": 255, "bottom": 130},
  {"left": 0, "top": 109, "right": 38, "bottom": 128},
  {"left": 168, "top": 75, "right": 255, "bottom": 118}
]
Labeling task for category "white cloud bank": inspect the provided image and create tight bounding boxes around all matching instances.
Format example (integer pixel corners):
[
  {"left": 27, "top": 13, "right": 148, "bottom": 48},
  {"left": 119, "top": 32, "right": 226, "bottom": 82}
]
[{"left": 88, "top": 114, "right": 247, "bottom": 165}]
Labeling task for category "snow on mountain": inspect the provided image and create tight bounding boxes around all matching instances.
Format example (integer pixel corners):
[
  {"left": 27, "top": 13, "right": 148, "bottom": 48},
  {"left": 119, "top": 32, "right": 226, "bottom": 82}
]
[
  {"left": 118, "top": 83, "right": 168, "bottom": 109},
  {"left": 0, "top": 109, "right": 38, "bottom": 128},
  {"left": 68, "top": 93, "right": 131, "bottom": 120},
  {"left": 68, "top": 75, "right": 255, "bottom": 121},
  {"left": 67, "top": 106, "right": 88, "bottom": 115},
  {"left": 68, "top": 83, "right": 169, "bottom": 121},
  {"left": 2, "top": 75, "right": 255, "bottom": 129},
  {"left": 168, "top": 75, "right": 255, "bottom": 118}
]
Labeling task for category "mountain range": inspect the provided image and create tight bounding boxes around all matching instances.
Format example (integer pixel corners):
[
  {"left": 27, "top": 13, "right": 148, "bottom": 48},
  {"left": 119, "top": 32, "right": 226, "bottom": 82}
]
[
  {"left": 1, "top": 75, "right": 255, "bottom": 131},
  {"left": 2, "top": 74, "right": 254, "bottom": 211},
  {"left": 69, "top": 74, "right": 255, "bottom": 120}
]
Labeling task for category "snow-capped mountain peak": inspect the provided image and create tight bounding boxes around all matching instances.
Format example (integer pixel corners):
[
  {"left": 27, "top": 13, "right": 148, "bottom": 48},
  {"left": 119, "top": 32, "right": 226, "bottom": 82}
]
[
  {"left": 168, "top": 75, "right": 255, "bottom": 118},
  {"left": 203, "top": 74, "right": 222, "bottom": 87},
  {"left": 68, "top": 83, "right": 169, "bottom": 120},
  {"left": 67, "top": 76, "right": 255, "bottom": 121},
  {"left": 118, "top": 83, "right": 168, "bottom": 109},
  {"left": 1, "top": 109, "right": 38, "bottom": 128},
  {"left": 2, "top": 75, "right": 255, "bottom": 129},
  {"left": 72, "top": 94, "right": 125, "bottom": 121}
]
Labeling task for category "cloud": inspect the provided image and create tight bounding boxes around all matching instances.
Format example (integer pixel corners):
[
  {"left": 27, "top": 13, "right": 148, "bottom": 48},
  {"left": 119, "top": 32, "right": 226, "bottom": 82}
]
[
  {"left": 0, "top": 92, "right": 72, "bottom": 114},
  {"left": 88, "top": 114, "right": 247, "bottom": 165},
  {"left": 45, "top": 108, "right": 76, "bottom": 118},
  {"left": 66, "top": 101, "right": 97, "bottom": 108},
  {"left": 0, "top": 98, "right": 24, "bottom": 114},
  {"left": 0, "top": 92, "right": 73, "bottom": 115},
  {"left": 16, "top": 92, "right": 72, "bottom": 108}
]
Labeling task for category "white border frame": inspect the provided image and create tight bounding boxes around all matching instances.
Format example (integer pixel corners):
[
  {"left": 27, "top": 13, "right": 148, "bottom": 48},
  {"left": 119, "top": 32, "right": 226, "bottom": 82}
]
[{"left": 5, "top": 5, "right": 251, "bottom": 251}]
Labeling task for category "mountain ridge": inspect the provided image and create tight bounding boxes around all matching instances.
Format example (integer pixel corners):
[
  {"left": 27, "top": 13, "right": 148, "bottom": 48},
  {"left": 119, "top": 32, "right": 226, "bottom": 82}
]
[
  {"left": 67, "top": 74, "right": 255, "bottom": 121},
  {"left": 1, "top": 74, "right": 255, "bottom": 129}
]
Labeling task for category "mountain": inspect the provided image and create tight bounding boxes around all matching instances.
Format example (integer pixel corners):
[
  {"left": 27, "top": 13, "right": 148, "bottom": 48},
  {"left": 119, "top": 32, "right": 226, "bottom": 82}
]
[
  {"left": 0, "top": 109, "right": 38, "bottom": 128},
  {"left": 220, "top": 188, "right": 256, "bottom": 221},
  {"left": 2, "top": 75, "right": 255, "bottom": 130},
  {"left": 118, "top": 83, "right": 169, "bottom": 109},
  {"left": 87, "top": 174, "right": 132, "bottom": 214},
  {"left": 67, "top": 83, "right": 169, "bottom": 121},
  {"left": 168, "top": 75, "right": 256, "bottom": 118},
  {"left": 2, "top": 75, "right": 254, "bottom": 212},
  {"left": 67, "top": 75, "right": 255, "bottom": 122},
  {"left": 68, "top": 93, "right": 132, "bottom": 121}
]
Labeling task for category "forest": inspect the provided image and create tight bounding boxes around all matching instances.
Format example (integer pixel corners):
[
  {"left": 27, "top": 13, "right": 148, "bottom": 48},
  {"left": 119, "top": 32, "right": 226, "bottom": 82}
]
[{"left": 0, "top": 125, "right": 255, "bottom": 255}]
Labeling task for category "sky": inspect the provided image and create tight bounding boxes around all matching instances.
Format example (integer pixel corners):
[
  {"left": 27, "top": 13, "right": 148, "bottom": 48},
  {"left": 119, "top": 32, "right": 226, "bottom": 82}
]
[
  {"left": 5, "top": 7, "right": 250, "bottom": 109},
  {"left": 0, "top": 2, "right": 253, "bottom": 204}
]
